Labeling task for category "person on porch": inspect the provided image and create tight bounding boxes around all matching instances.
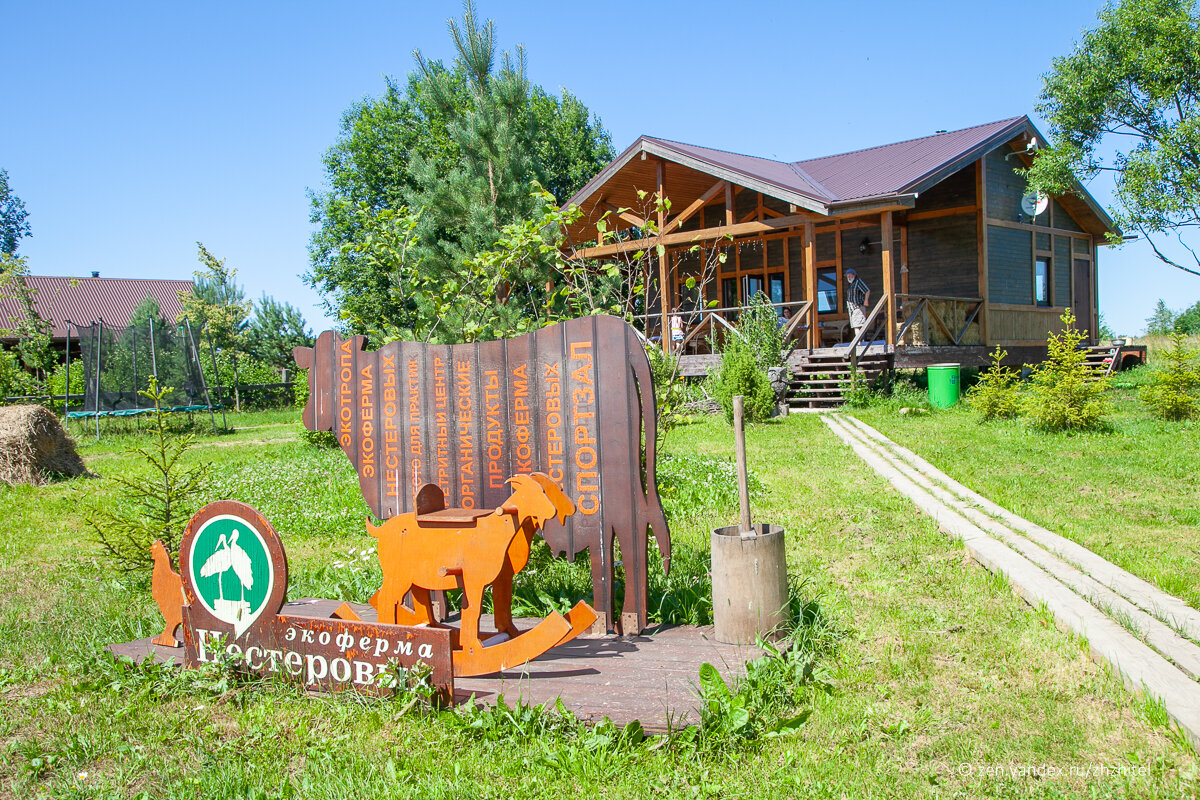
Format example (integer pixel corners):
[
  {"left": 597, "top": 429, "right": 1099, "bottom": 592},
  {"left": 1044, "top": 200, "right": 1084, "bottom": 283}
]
[
  {"left": 845, "top": 268, "right": 871, "bottom": 339},
  {"left": 669, "top": 312, "right": 685, "bottom": 352}
]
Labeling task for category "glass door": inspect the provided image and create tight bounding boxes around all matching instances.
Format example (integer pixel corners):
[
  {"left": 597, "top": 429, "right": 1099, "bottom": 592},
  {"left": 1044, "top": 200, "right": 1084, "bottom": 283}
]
[{"left": 742, "top": 274, "right": 764, "bottom": 305}]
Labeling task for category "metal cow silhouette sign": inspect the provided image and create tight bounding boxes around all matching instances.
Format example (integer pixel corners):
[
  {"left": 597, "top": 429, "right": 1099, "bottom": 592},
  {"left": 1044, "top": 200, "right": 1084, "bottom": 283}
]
[{"left": 294, "top": 315, "right": 671, "bottom": 634}]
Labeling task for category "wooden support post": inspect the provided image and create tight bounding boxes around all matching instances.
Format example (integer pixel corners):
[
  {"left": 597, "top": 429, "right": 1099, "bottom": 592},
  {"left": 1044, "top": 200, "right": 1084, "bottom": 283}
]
[
  {"left": 803, "top": 222, "right": 817, "bottom": 349},
  {"left": 976, "top": 159, "right": 989, "bottom": 345},
  {"left": 725, "top": 182, "right": 734, "bottom": 226},
  {"left": 881, "top": 211, "right": 896, "bottom": 347},
  {"left": 657, "top": 159, "right": 669, "bottom": 354}
]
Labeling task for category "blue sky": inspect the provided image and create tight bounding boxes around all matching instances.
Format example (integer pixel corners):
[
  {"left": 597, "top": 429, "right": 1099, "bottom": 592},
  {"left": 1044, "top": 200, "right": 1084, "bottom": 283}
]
[{"left": 3, "top": 0, "right": 1196, "bottom": 336}]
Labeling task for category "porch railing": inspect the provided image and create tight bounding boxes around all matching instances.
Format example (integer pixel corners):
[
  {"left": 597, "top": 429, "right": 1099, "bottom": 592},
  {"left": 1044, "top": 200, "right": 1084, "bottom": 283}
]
[
  {"left": 634, "top": 299, "right": 814, "bottom": 354},
  {"left": 846, "top": 294, "right": 890, "bottom": 374},
  {"left": 895, "top": 294, "right": 984, "bottom": 347}
]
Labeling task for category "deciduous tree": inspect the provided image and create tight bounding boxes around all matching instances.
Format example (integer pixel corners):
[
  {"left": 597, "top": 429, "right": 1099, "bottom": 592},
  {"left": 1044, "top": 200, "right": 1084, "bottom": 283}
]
[
  {"left": 0, "top": 169, "right": 31, "bottom": 256},
  {"left": 179, "top": 243, "right": 252, "bottom": 409},
  {"left": 1028, "top": 0, "right": 1200, "bottom": 276}
]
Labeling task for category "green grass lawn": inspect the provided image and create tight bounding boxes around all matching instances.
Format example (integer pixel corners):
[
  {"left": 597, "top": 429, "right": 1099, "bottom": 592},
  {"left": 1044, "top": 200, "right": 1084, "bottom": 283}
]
[
  {"left": 856, "top": 383, "right": 1200, "bottom": 611},
  {"left": 1, "top": 409, "right": 1196, "bottom": 798}
]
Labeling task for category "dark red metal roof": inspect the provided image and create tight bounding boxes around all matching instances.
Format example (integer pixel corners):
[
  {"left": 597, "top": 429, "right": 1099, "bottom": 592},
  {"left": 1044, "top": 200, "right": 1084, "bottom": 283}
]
[
  {"left": 643, "top": 138, "right": 835, "bottom": 202},
  {"left": 793, "top": 116, "right": 1027, "bottom": 201},
  {"left": 566, "top": 115, "right": 1082, "bottom": 217},
  {"left": 0, "top": 275, "right": 194, "bottom": 340}
]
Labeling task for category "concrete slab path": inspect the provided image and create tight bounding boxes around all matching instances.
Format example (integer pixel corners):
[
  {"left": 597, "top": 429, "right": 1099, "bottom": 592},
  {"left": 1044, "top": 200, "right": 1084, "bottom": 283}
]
[{"left": 823, "top": 414, "right": 1200, "bottom": 753}]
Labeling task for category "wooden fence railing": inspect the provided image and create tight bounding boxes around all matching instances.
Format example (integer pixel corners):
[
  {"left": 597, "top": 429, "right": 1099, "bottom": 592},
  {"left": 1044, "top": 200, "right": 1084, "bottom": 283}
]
[{"left": 895, "top": 294, "right": 984, "bottom": 347}]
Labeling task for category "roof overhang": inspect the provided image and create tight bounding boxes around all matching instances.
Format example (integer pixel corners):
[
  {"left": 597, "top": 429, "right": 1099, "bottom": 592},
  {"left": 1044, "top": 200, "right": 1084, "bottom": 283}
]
[
  {"left": 902, "top": 117, "right": 1118, "bottom": 237},
  {"left": 563, "top": 137, "right": 832, "bottom": 217}
]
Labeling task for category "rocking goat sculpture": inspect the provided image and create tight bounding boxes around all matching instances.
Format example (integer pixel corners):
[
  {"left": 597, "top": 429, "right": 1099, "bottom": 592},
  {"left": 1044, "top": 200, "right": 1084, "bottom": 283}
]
[{"left": 366, "top": 471, "right": 596, "bottom": 677}]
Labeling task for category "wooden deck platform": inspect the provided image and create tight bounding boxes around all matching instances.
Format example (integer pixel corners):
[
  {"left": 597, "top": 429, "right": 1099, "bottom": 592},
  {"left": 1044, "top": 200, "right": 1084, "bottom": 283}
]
[{"left": 108, "top": 598, "right": 758, "bottom": 732}]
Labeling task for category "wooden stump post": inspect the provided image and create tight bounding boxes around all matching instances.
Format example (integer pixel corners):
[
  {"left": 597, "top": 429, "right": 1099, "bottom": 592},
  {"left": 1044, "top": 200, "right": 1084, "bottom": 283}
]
[{"left": 733, "top": 395, "right": 752, "bottom": 535}]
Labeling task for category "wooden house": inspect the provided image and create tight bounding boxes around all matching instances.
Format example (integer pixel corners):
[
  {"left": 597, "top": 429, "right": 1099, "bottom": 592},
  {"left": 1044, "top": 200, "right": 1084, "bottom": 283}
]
[{"left": 562, "top": 116, "right": 1118, "bottom": 393}]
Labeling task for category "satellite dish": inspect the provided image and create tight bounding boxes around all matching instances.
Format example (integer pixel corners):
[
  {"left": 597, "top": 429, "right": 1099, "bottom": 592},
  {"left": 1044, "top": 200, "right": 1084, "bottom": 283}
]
[{"left": 1021, "top": 192, "right": 1048, "bottom": 217}]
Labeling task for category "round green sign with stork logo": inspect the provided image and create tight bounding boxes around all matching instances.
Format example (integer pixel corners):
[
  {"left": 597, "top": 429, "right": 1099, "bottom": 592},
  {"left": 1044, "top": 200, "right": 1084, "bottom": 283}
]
[{"left": 187, "top": 514, "right": 275, "bottom": 639}]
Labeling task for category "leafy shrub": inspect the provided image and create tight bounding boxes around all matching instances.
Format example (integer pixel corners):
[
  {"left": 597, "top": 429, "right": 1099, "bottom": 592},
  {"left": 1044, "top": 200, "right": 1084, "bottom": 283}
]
[
  {"left": 968, "top": 346, "right": 1023, "bottom": 420},
  {"left": 739, "top": 291, "right": 787, "bottom": 373},
  {"left": 293, "top": 366, "right": 310, "bottom": 408},
  {"left": 1024, "top": 310, "right": 1110, "bottom": 432},
  {"left": 90, "top": 378, "right": 211, "bottom": 573},
  {"left": 300, "top": 428, "right": 339, "bottom": 447},
  {"left": 1140, "top": 332, "right": 1200, "bottom": 420},
  {"left": 644, "top": 344, "right": 690, "bottom": 435},
  {"left": 0, "top": 344, "right": 40, "bottom": 400},
  {"left": 45, "top": 358, "right": 84, "bottom": 411},
  {"left": 840, "top": 372, "right": 874, "bottom": 409},
  {"left": 710, "top": 340, "right": 776, "bottom": 423}
]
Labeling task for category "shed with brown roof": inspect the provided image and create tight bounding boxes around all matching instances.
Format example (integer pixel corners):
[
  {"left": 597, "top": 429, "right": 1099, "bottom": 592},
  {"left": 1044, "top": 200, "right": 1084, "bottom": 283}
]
[{"left": 0, "top": 274, "right": 193, "bottom": 347}]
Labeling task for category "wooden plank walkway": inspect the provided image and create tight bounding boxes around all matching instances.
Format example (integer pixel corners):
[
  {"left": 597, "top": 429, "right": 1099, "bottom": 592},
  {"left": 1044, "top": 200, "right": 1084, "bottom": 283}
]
[
  {"left": 109, "top": 599, "right": 757, "bottom": 732},
  {"left": 824, "top": 414, "right": 1200, "bottom": 754}
]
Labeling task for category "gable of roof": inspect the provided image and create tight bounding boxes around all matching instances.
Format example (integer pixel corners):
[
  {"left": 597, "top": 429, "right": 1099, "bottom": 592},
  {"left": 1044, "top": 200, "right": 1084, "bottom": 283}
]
[
  {"left": 0, "top": 275, "right": 194, "bottom": 340},
  {"left": 564, "top": 115, "right": 1117, "bottom": 234}
]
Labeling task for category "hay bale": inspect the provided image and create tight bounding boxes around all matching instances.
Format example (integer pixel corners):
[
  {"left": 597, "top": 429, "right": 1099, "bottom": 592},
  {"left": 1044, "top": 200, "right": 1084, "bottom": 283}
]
[{"left": 0, "top": 405, "right": 93, "bottom": 486}]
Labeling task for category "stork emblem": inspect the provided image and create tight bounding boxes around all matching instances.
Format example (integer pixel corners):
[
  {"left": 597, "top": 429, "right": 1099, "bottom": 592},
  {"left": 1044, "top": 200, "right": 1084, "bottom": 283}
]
[{"left": 187, "top": 515, "right": 274, "bottom": 638}]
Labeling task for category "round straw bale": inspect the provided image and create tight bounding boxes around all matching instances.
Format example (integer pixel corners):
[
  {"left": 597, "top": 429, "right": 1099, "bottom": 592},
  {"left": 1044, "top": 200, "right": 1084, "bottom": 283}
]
[{"left": 0, "top": 405, "right": 93, "bottom": 486}]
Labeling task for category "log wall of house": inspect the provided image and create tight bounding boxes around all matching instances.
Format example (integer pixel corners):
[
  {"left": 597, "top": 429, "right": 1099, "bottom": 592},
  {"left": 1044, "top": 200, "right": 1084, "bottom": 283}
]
[
  {"left": 918, "top": 165, "right": 975, "bottom": 210},
  {"left": 1053, "top": 236, "right": 1072, "bottom": 307},
  {"left": 985, "top": 150, "right": 1050, "bottom": 226},
  {"left": 787, "top": 237, "right": 804, "bottom": 299},
  {"left": 987, "top": 226, "right": 1034, "bottom": 304},
  {"left": 982, "top": 147, "right": 1099, "bottom": 344},
  {"left": 906, "top": 213, "right": 978, "bottom": 297}
]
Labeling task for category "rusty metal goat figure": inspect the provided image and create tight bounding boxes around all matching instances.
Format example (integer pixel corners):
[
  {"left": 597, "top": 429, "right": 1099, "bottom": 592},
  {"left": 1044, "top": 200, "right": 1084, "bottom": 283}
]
[{"left": 367, "top": 472, "right": 578, "bottom": 658}]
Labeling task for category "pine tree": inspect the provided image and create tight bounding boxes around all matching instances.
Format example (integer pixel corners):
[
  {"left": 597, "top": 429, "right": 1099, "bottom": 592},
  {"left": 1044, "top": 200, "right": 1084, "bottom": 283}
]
[
  {"left": 91, "top": 377, "right": 211, "bottom": 574},
  {"left": 246, "top": 294, "right": 314, "bottom": 368},
  {"left": 1025, "top": 309, "right": 1110, "bottom": 431},
  {"left": 401, "top": 1, "right": 554, "bottom": 339},
  {"left": 1141, "top": 332, "right": 1200, "bottom": 420}
]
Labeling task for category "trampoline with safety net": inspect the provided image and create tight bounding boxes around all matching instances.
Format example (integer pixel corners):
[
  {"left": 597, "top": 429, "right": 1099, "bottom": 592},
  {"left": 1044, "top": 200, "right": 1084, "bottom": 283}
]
[{"left": 65, "top": 317, "right": 225, "bottom": 435}]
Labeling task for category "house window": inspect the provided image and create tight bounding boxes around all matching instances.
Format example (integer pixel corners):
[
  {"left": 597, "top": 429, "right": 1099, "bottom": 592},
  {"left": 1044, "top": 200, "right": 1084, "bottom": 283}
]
[
  {"left": 1035, "top": 258, "right": 1051, "bottom": 307},
  {"left": 722, "top": 277, "right": 739, "bottom": 313},
  {"left": 817, "top": 269, "right": 838, "bottom": 313},
  {"left": 768, "top": 273, "right": 785, "bottom": 306}
]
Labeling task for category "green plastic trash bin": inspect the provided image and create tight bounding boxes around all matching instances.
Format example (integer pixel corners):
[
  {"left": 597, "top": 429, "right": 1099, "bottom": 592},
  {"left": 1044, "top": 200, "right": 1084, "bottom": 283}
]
[{"left": 927, "top": 363, "right": 961, "bottom": 408}]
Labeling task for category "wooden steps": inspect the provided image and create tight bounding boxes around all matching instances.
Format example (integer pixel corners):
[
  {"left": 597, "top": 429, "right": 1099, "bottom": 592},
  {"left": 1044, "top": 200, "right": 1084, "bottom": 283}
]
[
  {"left": 1082, "top": 343, "right": 1122, "bottom": 380},
  {"left": 786, "top": 349, "right": 893, "bottom": 409}
]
